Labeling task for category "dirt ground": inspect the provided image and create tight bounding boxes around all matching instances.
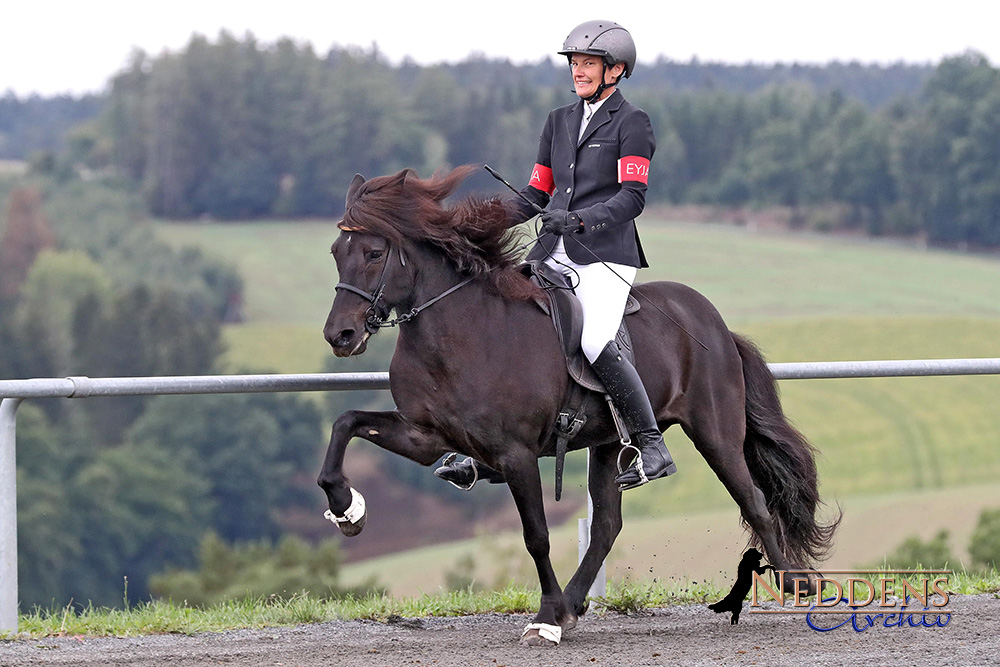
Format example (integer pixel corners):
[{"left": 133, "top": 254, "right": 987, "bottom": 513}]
[{"left": 0, "top": 594, "right": 994, "bottom": 667}]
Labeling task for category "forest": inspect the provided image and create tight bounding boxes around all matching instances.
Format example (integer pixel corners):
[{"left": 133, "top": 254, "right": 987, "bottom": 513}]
[
  {"left": 2, "top": 33, "right": 1000, "bottom": 609},
  {"left": 5, "top": 34, "right": 1000, "bottom": 246}
]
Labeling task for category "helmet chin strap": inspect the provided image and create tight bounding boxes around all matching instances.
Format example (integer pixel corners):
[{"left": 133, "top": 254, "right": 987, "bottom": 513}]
[{"left": 581, "top": 60, "right": 619, "bottom": 104}]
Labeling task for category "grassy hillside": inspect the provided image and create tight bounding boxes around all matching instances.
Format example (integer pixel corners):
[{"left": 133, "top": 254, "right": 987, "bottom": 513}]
[
  {"left": 156, "top": 217, "right": 1000, "bottom": 374},
  {"left": 156, "top": 216, "right": 1000, "bottom": 594},
  {"left": 157, "top": 218, "right": 1000, "bottom": 328},
  {"left": 619, "top": 316, "right": 1000, "bottom": 515}
]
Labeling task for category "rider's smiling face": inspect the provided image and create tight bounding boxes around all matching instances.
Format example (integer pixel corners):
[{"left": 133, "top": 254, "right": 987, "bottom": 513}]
[{"left": 569, "top": 54, "right": 624, "bottom": 100}]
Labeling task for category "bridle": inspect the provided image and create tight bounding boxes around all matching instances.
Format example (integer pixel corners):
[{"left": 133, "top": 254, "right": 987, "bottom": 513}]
[{"left": 334, "top": 241, "right": 474, "bottom": 334}]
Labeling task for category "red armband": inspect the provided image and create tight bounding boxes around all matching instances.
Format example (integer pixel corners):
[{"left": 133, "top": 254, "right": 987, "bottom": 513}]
[
  {"left": 618, "top": 156, "right": 650, "bottom": 184},
  {"left": 529, "top": 163, "right": 555, "bottom": 195}
]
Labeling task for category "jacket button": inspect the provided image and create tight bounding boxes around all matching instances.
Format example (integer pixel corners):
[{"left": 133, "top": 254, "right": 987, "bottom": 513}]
[
  {"left": 569, "top": 163, "right": 574, "bottom": 169},
  {"left": 565, "top": 187, "right": 572, "bottom": 194}
]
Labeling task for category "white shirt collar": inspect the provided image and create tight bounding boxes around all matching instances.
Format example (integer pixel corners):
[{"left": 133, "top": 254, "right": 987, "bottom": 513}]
[
  {"left": 584, "top": 94, "right": 611, "bottom": 119},
  {"left": 580, "top": 92, "right": 612, "bottom": 139}
]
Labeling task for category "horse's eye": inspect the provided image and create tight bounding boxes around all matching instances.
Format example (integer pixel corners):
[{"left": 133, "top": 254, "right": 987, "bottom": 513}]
[{"left": 368, "top": 250, "right": 384, "bottom": 261}]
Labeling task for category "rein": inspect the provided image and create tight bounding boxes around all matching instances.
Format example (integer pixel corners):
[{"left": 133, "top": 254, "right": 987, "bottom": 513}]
[{"left": 335, "top": 246, "right": 474, "bottom": 333}]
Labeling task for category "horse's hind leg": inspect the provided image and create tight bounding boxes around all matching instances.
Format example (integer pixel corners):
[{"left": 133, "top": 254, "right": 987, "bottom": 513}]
[
  {"left": 563, "top": 443, "right": 623, "bottom": 617},
  {"left": 683, "top": 415, "right": 793, "bottom": 575}
]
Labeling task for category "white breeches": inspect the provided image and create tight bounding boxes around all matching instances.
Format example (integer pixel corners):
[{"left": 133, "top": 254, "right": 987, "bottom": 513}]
[{"left": 542, "top": 238, "right": 637, "bottom": 363}]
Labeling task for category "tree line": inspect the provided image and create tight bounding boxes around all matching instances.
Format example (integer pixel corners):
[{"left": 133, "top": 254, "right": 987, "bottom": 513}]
[
  {"left": 12, "top": 35, "right": 1000, "bottom": 246},
  {"left": 93, "top": 36, "right": 999, "bottom": 245},
  {"left": 33, "top": 34, "right": 993, "bottom": 246},
  {"left": 0, "top": 93, "right": 102, "bottom": 161}
]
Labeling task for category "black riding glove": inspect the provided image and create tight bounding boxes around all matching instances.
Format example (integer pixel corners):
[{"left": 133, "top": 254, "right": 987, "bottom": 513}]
[{"left": 540, "top": 209, "right": 584, "bottom": 236}]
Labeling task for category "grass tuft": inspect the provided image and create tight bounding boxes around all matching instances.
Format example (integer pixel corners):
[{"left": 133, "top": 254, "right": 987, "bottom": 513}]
[{"left": 6, "top": 570, "right": 998, "bottom": 640}]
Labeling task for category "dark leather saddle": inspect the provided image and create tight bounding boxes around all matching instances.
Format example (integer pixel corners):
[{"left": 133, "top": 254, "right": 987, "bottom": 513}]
[{"left": 521, "top": 261, "right": 639, "bottom": 393}]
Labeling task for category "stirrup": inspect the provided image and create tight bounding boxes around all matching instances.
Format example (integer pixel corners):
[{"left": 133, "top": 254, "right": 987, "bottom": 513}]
[
  {"left": 616, "top": 443, "right": 649, "bottom": 486},
  {"left": 615, "top": 436, "right": 678, "bottom": 490}
]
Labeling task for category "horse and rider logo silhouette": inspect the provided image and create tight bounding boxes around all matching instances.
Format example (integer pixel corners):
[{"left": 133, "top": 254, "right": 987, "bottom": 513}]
[{"left": 708, "top": 548, "right": 776, "bottom": 625}]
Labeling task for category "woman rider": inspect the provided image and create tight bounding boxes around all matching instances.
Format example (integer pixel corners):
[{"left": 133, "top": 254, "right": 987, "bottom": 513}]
[{"left": 436, "top": 20, "right": 676, "bottom": 491}]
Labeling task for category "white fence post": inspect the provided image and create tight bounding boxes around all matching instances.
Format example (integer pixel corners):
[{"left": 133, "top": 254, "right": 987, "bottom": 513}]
[{"left": 0, "top": 398, "right": 22, "bottom": 634}]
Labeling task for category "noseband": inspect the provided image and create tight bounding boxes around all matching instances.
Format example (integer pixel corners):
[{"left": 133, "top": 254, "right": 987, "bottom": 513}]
[{"left": 335, "top": 244, "right": 474, "bottom": 334}]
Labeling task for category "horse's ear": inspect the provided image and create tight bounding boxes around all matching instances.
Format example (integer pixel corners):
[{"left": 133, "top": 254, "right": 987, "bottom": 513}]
[
  {"left": 345, "top": 173, "right": 366, "bottom": 209},
  {"left": 372, "top": 169, "right": 411, "bottom": 192},
  {"left": 389, "top": 169, "right": 411, "bottom": 189}
]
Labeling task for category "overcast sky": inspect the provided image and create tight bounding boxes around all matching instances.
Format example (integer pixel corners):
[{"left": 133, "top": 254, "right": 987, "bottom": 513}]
[{"left": 3, "top": 1, "right": 999, "bottom": 97}]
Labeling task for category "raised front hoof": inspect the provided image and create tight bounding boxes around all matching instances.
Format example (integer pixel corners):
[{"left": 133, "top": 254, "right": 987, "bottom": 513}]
[
  {"left": 337, "top": 513, "right": 366, "bottom": 536},
  {"left": 520, "top": 623, "right": 561, "bottom": 647},
  {"left": 323, "top": 487, "right": 367, "bottom": 537}
]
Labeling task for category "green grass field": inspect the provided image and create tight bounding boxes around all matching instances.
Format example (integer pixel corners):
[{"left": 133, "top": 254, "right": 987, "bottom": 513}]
[
  {"left": 156, "top": 215, "right": 1000, "bottom": 594},
  {"left": 157, "top": 218, "right": 1000, "bottom": 328}
]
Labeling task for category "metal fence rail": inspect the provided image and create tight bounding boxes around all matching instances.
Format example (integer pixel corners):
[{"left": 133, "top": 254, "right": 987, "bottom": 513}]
[
  {"left": 769, "top": 358, "right": 1000, "bottom": 379},
  {"left": 0, "top": 372, "right": 389, "bottom": 634},
  {"left": 2, "top": 358, "right": 1000, "bottom": 632}
]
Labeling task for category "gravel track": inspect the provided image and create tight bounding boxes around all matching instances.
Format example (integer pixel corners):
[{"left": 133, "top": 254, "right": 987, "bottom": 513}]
[{"left": 1, "top": 594, "right": 994, "bottom": 666}]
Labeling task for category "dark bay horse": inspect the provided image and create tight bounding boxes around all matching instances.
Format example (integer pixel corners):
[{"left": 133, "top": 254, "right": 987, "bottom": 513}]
[{"left": 319, "top": 165, "right": 838, "bottom": 646}]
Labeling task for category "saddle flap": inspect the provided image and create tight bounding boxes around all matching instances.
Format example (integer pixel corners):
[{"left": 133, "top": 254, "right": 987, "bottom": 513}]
[{"left": 519, "top": 262, "right": 637, "bottom": 393}]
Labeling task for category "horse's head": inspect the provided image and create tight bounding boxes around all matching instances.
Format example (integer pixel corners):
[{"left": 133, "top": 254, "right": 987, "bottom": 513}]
[
  {"left": 324, "top": 173, "right": 415, "bottom": 357},
  {"left": 324, "top": 165, "right": 538, "bottom": 356}
]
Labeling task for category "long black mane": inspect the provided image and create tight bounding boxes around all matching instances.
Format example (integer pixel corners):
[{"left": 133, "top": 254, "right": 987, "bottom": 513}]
[{"left": 339, "top": 165, "right": 538, "bottom": 300}]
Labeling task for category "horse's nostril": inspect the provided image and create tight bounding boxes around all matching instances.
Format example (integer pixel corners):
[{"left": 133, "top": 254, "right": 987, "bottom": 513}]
[{"left": 325, "top": 327, "right": 354, "bottom": 347}]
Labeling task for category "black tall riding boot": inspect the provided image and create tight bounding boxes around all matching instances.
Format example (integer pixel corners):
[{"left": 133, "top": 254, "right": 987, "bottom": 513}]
[{"left": 590, "top": 340, "right": 677, "bottom": 490}]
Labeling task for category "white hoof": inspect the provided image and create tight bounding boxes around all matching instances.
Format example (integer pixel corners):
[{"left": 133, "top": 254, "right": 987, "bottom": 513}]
[{"left": 520, "top": 622, "right": 561, "bottom": 646}]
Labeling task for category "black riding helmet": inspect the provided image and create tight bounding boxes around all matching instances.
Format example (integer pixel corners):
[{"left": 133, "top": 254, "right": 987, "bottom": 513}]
[{"left": 558, "top": 20, "right": 637, "bottom": 79}]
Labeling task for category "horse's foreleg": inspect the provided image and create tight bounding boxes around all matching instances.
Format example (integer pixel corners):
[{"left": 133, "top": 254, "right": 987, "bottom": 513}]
[
  {"left": 563, "top": 443, "right": 623, "bottom": 616},
  {"left": 503, "top": 453, "right": 574, "bottom": 646},
  {"left": 317, "top": 409, "right": 446, "bottom": 537}
]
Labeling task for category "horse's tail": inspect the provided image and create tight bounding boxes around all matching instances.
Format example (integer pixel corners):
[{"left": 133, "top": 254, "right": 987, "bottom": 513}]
[{"left": 732, "top": 333, "right": 840, "bottom": 568}]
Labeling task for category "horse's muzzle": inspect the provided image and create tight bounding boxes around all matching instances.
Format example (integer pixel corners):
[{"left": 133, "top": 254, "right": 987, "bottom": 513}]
[{"left": 325, "top": 320, "right": 371, "bottom": 357}]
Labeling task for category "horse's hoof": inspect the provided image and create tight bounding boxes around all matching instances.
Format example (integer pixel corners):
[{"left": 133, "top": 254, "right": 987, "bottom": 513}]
[
  {"left": 782, "top": 570, "right": 819, "bottom": 597},
  {"left": 561, "top": 613, "right": 578, "bottom": 632},
  {"left": 323, "top": 487, "right": 367, "bottom": 537},
  {"left": 520, "top": 623, "right": 561, "bottom": 647},
  {"left": 337, "top": 513, "right": 366, "bottom": 536}
]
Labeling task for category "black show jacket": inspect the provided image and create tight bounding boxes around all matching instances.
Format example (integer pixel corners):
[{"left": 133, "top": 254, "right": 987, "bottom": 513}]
[{"left": 516, "top": 88, "right": 656, "bottom": 268}]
